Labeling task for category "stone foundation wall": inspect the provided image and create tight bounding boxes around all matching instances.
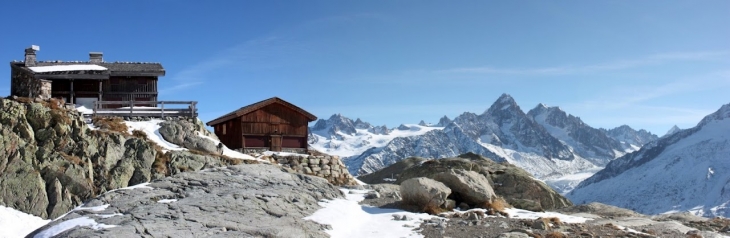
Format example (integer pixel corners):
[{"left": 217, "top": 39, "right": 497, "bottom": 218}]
[
  {"left": 11, "top": 68, "right": 51, "bottom": 100},
  {"left": 241, "top": 148, "right": 307, "bottom": 154},
  {"left": 258, "top": 154, "right": 358, "bottom": 186}
]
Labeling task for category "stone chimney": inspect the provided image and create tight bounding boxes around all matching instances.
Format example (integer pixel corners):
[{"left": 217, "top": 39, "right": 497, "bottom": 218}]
[
  {"left": 89, "top": 52, "right": 103, "bottom": 63},
  {"left": 24, "top": 46, "right": 38, "bottom": 67}
]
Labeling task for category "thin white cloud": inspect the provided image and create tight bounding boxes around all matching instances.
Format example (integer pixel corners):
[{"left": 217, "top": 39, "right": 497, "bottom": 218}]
[
  {"left": 437, "top": 51, "right": 728, "bottom": 75},
  {"left": 161, "top": 13, "right": 388, "bottom": 94},
  {"left": 596, "top": 71, "right": 730, "bottom": 109}
]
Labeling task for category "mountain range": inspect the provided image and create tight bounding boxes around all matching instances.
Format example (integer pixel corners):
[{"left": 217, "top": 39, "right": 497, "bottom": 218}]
[
  {"left": 309, "top": 94, "right": 659, "bottom": 193},
  {"left": 568, "top": 102, "right": 730, "bottom": 217}
]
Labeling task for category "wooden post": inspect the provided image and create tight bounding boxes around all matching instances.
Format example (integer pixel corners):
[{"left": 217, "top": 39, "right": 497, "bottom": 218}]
[
  {"left": 98, "top": 79, "right": 102, "bottom": 101},
  {"left": 160, "top": 101, "right": 165, "bottom": 118},
  {"left": 130, "top": 98, "right": 134, "bottom": 115},
  {"left": 70, "top": 79, "right": 74, "bottom": 104},
  {"left": 191, "top": 102, "right": 196, "bottom": 118}
]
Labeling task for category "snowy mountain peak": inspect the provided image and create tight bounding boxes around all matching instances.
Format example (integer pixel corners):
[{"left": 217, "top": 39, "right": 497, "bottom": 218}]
[
  {"left": 418, "top": 120, "right": 428, "bottom": 126},
  {"left": 498, "top": 93, "right": 514, "bottom": 103},
  {"left": 698, "top": 103, "right": 730, "bottom": 127},
  {"left": 527, "top": 104, "right": 627, "bottom": 165},
  {"left": 484, "top": 93, "right": 522, "bottom": 116},
  {"left": 664, "top": 125, "right": 681, "bottom": 137}
]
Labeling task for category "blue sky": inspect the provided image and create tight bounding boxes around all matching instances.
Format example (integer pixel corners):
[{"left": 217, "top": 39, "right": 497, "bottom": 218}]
[{"left": 1, "top": 1, "right": 728, "bottom": 135}]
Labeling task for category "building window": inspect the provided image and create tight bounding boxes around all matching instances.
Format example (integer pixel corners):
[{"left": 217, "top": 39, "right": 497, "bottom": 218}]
[{"left": 222, "top": 124, "right": 226, "bottom": 135}]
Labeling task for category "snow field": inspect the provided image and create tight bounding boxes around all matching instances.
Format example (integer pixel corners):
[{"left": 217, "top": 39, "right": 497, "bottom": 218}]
[{"left": 305, "top": 189, "right": 436, "bottom": 238}]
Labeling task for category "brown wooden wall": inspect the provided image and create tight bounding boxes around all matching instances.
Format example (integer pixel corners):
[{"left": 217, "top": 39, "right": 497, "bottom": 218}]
[
  {"left": 214, "top": 117, "right": 243, "bottom": 150},
  {"left": 213, "top": 103, "right": 311, "bottom": 151},
  {"left": 241, "top": 104, "right": 309, "bottom": 136}
]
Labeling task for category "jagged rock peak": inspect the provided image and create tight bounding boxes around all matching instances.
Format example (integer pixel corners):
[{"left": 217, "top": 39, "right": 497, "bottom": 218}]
[
  {"left": 436, "top": 115, "right": 452, "bottom": 127},
  {"left": 311, "top": 113, "right": 357, "bottom": 135},
  {"left": 354, "top": 118, "right": 372, "bottom": 129},
  {"left": 418, "top": 120, "right": 428, "bottom": 126},
  {"left": 484, "top": 93, "right": 521, "bottom": 115}
]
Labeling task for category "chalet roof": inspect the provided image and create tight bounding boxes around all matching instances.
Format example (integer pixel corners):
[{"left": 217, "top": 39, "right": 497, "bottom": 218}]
[
  {"left": 207, "top": 97, "right": 318, "bottom": 126},
  {"left": 10, "top": 61, "right": 165, "bottom": 76}
]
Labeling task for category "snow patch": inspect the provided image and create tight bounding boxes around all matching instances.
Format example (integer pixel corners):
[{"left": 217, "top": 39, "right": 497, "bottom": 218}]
[
  {"left": 124, "top": 120, "right": 185, "bottom": 152},
  {"left": 0, "top": 206, "right": 49, "bottom": 238},
  {"left": 503, "top": 208, "right": 591, "bottom": 223},
  {"left": 305, "top": 189, "right": 436, "bottom": 238},
  {"left": 32, "top": 216, "right": 116, "bottom": 238},
  {"left": 28, "top": 65, "right": 107, "bottom": 73},
  {"left": 195, "top": 131, "right": 262, "bottom": 162},
  {"left": 157, "top": 199, "right": 177, "bottom": 203}
]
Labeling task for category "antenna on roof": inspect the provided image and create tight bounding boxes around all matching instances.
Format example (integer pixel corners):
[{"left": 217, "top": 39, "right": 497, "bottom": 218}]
[{"left": 31, "top": 45, "right": 40, "bottom": 51}]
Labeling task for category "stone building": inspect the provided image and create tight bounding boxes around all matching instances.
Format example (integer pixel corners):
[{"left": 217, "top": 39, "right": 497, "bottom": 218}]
[{"left": 9, "top": 45, "right": 165, "bottom": 108}]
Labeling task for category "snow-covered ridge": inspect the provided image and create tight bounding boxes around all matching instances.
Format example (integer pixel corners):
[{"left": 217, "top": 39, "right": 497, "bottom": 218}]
[
  {"left": 309, "top": 114, "right": 443, "bottom": 158},
  {"left": 569, "top": 102, "right": 730, "bottom": 217}
]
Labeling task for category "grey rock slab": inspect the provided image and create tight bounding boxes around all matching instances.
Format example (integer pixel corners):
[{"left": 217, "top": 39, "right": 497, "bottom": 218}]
[{"left": 27, "top": 164, "right": 342, "bottom": 238}]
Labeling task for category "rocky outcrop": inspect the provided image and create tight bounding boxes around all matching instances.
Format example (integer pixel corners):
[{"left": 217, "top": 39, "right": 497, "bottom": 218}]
[
  {"left": 400, "top": 177, "right": 451, "bottom": 211},
  {"left": 0, "top": 98, "right": 246, "bottom": 219},
  {"left": 27, "top": 164, "right": 342, "bottom": 238},
  {"left": 363, "top": 153, "right": 572, "bottom": 211}
]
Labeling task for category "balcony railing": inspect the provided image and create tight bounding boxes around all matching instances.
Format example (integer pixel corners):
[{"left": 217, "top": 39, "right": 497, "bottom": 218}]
[{"left": 93, "top": 101, "right": 197, "bottom": 118}]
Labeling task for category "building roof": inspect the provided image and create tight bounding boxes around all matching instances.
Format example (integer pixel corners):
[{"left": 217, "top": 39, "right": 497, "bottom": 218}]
[
  {"left": 207, "top": 97, "right": 318, "bottom": 126},
  {"left": 28, "top": 64, "right": 108, "bottom": 73},
  {"left": 11, "top": 61, "right": 165, "bottom": 77}
]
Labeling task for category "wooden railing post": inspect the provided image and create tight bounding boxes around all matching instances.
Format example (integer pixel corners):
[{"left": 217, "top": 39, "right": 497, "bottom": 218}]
[{"left": 160, "top": 101, "right": 165, "bottom": 118}]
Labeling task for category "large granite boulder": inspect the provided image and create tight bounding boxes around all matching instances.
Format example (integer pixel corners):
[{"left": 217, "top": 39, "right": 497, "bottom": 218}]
[
  {"left": 400, "top": 177, "right": 451, "bottom": 212},
  {"left": 27, "top": 164, "right": 341, "bottom": 238},
  {"left": 366, "top": 152, "right": 572, "bottom": 211},
  {"left": 158, "top": 120, "right": 219, "bottom": 154},
  {"left": 432, "top": 169, "right": 496, "bottom": 206}
]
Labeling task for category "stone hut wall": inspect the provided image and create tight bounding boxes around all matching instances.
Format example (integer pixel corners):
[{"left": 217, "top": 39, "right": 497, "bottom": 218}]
[
  {"left": 11, "top": 68, "right": 51, "bottom": 100},
  {"left": 258, "top": 154, "right": 358, "bottom": 186}
]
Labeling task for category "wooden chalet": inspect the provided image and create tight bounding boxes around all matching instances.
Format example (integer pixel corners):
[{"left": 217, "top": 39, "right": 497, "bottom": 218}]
[
  {"left": 207, "top": 97, "right": 317, "bottom": 153},
  {"left": 10, "top": 45, "right": 165, "bottom": 109}
]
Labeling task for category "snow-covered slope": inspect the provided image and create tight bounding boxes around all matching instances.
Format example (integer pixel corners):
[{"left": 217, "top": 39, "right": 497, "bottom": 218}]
[
  {"left": 568, "top": 102, "right": 730, "bottom": 217},
  {"left": 527, "top": 104, "right": 628, "bottom": 166},
  {"left": 308, "top": 114, "right": 442, "bottom": 158}
]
